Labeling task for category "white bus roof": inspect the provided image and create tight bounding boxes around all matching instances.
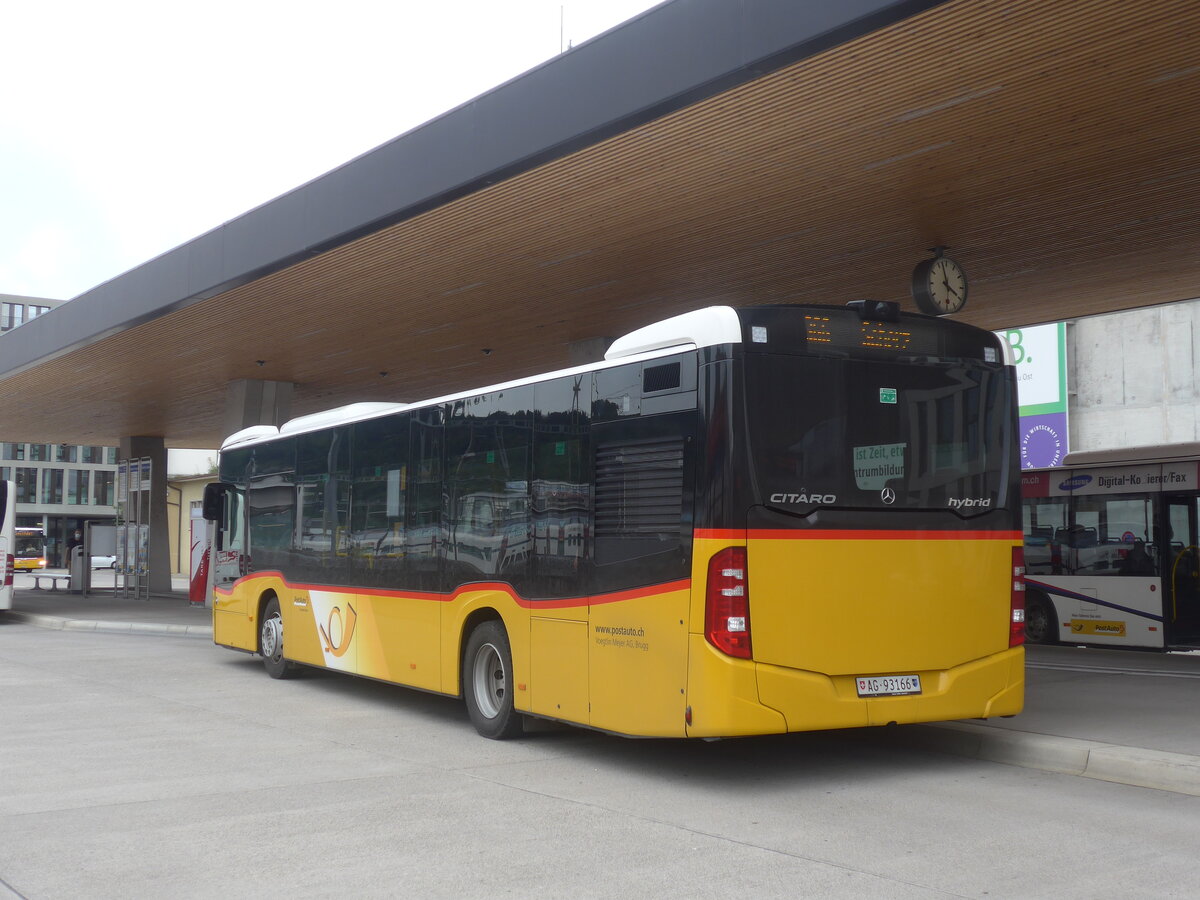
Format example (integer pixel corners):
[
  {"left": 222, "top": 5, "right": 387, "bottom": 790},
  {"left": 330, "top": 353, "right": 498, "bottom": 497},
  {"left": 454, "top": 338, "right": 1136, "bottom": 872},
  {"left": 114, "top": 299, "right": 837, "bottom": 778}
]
[{"left": 605, "top": 306, "right": 741, "bottom": 359}]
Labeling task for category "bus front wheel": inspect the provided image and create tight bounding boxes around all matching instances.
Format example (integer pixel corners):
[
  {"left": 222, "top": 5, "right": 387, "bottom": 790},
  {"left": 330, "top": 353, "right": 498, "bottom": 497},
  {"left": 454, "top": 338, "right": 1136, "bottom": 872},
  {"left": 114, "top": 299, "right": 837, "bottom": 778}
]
[
  {"left": 463, "top": 620, "right": 524, "bottom": 740},
  {"left": 260, "top": 596, "right": 297, "bottom": 679}
]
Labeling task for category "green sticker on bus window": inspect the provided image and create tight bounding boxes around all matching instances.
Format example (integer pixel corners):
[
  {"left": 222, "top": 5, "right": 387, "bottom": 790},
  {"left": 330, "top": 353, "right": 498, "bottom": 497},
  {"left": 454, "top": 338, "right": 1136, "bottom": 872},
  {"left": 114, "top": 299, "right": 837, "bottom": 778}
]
[
  {"left": 555, "top": 442, "right": 566, "bottom": 456},
  {"left": 487, "top": 451, "right": 495, "bottom": 464},
  {"left": 879, "top": 388, "right": 897, "bottom": 404}
]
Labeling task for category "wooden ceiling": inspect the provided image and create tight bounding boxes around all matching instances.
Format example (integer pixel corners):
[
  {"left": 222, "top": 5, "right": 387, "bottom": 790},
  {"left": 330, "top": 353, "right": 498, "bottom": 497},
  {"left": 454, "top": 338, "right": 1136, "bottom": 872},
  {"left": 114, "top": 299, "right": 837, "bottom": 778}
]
[{"left": 4, "top": 0, "right": 1200, "bottom": 449}]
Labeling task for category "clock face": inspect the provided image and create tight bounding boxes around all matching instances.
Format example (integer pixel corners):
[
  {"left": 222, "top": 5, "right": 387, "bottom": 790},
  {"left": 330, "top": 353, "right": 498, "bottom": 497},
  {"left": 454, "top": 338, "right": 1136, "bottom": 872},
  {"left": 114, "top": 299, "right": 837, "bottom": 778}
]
[{"left": 912, "top": 256, "right": 968, "bottom": 315}]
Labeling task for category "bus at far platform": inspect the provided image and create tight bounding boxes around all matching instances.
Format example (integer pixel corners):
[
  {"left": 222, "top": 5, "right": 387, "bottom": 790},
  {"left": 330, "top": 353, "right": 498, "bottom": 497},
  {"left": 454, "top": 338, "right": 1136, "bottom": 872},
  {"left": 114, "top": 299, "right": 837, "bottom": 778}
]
[
  {"left": 1022, "top": 443, "right": 1200, "bottom": 650},
  {"left": 12, "top": 526, "right": 46, "bottom": 572},
  {"left": 203, "top": 301, "right": 1025, "bottom": 739}
]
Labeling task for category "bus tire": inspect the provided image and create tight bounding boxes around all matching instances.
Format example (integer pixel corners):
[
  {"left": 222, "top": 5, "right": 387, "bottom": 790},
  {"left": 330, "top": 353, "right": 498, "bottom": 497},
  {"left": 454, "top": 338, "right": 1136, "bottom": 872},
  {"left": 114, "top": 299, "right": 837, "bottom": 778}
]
[
  {"left": 463, "top": 620, "right": 523, "bottom": 740},
  {"left": 260, "top": 596, "right": 296, "bottom": 679},
  {"left": 1025, "top": 592, "right": 1057, "bottom": 645}
]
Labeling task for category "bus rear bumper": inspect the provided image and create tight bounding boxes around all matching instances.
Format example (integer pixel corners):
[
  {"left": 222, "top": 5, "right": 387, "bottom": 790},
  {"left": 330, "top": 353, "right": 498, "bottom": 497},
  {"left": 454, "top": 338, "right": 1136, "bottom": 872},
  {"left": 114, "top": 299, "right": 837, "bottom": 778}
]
[
  {"left": 756, "top": 646, "right": 1025, "bottom": 731},
  {"left": 685, "top": 639, "right": 1024, "bottom": 737}
]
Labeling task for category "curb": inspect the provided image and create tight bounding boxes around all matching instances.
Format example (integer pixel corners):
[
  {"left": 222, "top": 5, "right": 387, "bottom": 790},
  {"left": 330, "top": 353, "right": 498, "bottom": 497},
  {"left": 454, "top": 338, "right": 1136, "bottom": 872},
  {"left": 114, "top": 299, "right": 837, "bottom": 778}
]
[
  {"left": 906, "top": 721, "right": 1200, "bottom": 798},
  {"left": 5, "top": 611, "right": 213, "bottom": 640}
]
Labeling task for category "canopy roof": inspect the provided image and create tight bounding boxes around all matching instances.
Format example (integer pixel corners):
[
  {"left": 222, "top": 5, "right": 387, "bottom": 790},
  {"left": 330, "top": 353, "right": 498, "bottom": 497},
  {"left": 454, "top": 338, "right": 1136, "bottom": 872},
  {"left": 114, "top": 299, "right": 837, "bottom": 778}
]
[{"left": 2, "top": 0, "right": 1197, "bottom": 448}]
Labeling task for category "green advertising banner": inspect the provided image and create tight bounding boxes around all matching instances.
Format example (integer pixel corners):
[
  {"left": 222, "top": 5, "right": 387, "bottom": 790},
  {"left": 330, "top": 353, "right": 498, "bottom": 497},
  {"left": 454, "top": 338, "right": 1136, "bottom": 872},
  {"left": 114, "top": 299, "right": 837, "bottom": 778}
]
[{"left": 996, "top": 322, "right": 1068, "bottom": 468}]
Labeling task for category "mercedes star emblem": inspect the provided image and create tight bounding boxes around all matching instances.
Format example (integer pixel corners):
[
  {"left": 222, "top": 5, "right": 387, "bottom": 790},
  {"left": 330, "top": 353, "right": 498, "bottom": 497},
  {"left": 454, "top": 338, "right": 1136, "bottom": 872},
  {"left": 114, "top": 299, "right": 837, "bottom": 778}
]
[{"left": 881, "top": 487, "right": 896, "bottom": 505}]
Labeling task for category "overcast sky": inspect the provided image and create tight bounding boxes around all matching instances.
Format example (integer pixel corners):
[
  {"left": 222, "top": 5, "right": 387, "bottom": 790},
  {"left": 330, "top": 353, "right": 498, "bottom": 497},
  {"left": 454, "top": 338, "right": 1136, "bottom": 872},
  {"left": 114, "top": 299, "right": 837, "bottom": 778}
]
[{"left": 1, "top": 0, "right": 661, "bottom": 303}]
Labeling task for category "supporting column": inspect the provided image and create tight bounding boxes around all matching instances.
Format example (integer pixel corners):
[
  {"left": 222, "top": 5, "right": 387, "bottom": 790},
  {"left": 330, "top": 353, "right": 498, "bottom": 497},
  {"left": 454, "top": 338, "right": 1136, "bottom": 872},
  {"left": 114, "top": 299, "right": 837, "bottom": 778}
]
[
  {"left": 223, "top": 379, "right": 294, "bottom": 438},
  {"left": 119, "top": 435, "right": 172, "bottom": 595}
]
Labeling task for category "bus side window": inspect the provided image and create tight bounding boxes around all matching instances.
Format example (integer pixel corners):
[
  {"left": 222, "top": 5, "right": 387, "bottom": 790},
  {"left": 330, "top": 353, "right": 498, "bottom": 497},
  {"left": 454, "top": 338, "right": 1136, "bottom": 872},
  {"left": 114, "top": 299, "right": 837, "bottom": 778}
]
[
  {"left": 532, "top": 374, "right": 591, "bottom": 600},
  {"left": 225, "top": 489, "right": 245, "bottom": 553},
  {"left": 351, "top": 415, "right": 409, "bottom": 588},
  {"left": 1024, "top": 498, "right": 1066, "bottom": 576},
  {"left": 444, "top": 386, "right": 533, "bottom": 591},
  {"left": 203, "top": 482, "right": 244, "bottom": 553},
  {"left": 407, "top": 405, "right": 445, "bottom": 592}
]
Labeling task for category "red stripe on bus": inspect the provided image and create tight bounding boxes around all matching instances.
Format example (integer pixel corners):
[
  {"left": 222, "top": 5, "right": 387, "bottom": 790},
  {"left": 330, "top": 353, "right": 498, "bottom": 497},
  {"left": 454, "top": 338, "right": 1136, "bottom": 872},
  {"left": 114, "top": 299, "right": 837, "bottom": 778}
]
[
  {"left": 214, "top": 571, "right": 690, "bottom": 609},
  {"left": 693, "top": 528, "right": 1023, "bottom": 541}
]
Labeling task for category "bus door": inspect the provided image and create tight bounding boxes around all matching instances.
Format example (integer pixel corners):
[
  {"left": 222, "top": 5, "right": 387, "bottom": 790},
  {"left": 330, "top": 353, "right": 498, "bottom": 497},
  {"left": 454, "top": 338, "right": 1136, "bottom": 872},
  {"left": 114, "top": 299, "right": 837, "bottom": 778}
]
[{"left": 1164, "top": 494, "right": 1200, "bottom": 646}]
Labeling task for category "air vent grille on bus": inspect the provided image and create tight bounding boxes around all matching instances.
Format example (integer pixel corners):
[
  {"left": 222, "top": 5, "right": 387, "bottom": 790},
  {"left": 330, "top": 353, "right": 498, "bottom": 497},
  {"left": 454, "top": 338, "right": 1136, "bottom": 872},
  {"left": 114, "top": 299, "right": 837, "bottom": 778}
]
[
  {"left": 642, "top": 362, "right": 681, "bottom": 393},
  {"left": 595, "top": 437, "right": 684, "bottom": 536}
]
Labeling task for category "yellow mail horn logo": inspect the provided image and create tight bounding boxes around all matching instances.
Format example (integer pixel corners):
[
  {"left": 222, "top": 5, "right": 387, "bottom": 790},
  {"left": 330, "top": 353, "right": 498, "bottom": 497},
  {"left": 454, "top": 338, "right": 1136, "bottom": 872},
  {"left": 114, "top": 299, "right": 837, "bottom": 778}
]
[{"left": 318, "top": 603, "right": 357, "bottom": 657}]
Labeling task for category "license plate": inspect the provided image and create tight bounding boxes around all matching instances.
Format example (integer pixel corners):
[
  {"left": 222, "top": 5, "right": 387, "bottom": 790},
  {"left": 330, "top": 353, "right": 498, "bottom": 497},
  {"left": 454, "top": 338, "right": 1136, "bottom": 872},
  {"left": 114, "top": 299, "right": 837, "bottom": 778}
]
[{"left": 855, "top": 674, "right": 921, "bottom": 697}]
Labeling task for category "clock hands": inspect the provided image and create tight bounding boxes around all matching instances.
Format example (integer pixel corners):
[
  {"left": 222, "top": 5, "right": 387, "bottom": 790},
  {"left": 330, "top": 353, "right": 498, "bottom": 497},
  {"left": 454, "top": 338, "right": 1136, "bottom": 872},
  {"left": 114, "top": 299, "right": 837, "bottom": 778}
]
[{"left": 935, "top": 261, "right": 962, "bottom": 300}]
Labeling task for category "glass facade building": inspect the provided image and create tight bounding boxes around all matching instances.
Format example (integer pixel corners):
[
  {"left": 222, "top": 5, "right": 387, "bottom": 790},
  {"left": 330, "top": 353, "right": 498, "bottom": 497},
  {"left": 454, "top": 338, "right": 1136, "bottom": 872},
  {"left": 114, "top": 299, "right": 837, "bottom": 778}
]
[{"left": 0, "top": 441, "right": 120, "bottom": 566}]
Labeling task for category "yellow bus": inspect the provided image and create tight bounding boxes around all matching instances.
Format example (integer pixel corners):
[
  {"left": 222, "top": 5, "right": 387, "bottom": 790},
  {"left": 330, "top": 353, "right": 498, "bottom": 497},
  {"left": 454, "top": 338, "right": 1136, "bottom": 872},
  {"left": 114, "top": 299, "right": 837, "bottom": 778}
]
[
  {"left": 13, "top": 526, "right": 46, "bottom": 572},
  {"left": 203, "top": 303, "right": 1025, "bottom": 739}
]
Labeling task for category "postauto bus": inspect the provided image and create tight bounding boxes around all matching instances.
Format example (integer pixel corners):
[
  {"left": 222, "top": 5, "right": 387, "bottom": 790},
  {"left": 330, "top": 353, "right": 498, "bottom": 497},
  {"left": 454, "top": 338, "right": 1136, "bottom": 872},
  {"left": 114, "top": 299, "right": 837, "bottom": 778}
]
[
  {"left": 203, "top": 303, "right": 1024, "bottom": 739},
  {"left": 1022, "top": 443, "right": 1200, "bottom": 649}
]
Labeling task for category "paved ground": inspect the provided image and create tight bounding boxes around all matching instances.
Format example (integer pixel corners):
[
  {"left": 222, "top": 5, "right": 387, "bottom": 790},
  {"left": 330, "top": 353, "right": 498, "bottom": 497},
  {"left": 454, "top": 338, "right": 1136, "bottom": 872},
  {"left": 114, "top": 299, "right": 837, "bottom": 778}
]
[
  {"left": 5, "top": 623, "right": 1195, "bottom": 899},
  {"left": 5, "top": 571, "right": 1200, "bottom": 798}
]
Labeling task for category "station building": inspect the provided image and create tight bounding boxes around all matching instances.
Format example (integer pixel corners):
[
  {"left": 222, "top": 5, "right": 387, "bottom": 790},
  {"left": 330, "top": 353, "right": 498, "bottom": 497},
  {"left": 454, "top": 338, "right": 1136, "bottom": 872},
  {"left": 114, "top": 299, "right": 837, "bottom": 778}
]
[
  {"left": 0, "top": 293, "right": 61, "bottom": 332},
  {"left": 2, "top": 295, "right": 118, "bottom": 565},
  {"left": 0, "top": 442, "right": 119, "bottom": 567}
]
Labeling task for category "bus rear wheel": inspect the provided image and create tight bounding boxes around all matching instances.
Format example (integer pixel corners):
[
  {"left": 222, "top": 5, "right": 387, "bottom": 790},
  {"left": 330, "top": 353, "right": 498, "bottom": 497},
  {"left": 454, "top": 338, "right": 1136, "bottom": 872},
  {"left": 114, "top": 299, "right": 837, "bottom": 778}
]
[
  {"left": 463, "top": 620, "right": 523, "bottom": 740},
  {"left": 260, "top": 596, "right": 296, "bottom": 679}
]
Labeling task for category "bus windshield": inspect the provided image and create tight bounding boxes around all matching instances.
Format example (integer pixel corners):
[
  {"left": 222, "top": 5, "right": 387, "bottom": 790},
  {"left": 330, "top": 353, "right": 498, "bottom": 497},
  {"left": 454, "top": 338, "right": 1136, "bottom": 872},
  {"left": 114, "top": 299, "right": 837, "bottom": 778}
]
[
  {"left": 745, "top": 355, "right": 1013, "bottom": 516},
  {"left": 15, "top": 533, "right": 44, "bottom": 558}
]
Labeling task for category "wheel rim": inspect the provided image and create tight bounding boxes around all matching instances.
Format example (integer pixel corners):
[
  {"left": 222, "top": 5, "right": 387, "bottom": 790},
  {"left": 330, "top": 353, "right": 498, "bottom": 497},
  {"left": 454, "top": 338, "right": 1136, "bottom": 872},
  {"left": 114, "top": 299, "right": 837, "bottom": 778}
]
[
  {"left": 262, "top": 612, "right": 283, "bottom": 662},
  {"left": 1027, "top": 603, "right": 1048, "bottom": 643},
  {"left": 471, "top": 641, "right": 506, "bottom": 719}
]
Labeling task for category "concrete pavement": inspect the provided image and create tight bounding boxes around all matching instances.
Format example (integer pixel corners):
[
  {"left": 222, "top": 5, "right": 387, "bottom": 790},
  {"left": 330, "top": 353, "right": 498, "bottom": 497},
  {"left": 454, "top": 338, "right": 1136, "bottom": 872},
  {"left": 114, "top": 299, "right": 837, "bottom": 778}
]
[{"left": 4, "top": 572, "right": 1199, "bottom": 798}]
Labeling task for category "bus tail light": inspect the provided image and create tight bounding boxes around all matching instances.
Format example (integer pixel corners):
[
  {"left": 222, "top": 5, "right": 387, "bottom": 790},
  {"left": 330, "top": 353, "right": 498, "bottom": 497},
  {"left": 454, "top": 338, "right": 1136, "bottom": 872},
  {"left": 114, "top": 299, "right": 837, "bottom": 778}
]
[
  {"left": 1010, "top": 546, "right": 1026, "bottom": 647},
  {"left": 706, "top": 547, "right": 752, "bottom": 659},
  {"left": 4, "top": 554, "right": 13, "bottom": 586}
]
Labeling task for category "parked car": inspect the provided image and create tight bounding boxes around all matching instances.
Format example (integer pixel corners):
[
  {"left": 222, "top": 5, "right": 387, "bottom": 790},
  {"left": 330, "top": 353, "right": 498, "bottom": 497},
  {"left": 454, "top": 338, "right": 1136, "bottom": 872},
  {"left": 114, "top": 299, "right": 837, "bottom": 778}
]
[{"left": 91, "top": 554, "right": 117, "bottom": 569}]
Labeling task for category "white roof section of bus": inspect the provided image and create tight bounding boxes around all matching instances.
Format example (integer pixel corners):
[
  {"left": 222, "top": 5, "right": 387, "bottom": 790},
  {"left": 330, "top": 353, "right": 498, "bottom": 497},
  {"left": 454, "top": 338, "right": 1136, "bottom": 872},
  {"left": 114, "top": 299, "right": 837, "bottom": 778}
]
[
  {"left": 222, "top": 424, "right": 282, "bottom": 450},
  {"left": 279, "top": 402, "right": 409, "bottom": 438},
  {"left": 605, "top": 305, "right": 741, "bottom": 360},
  {"left": 220, "top": 306, "right": 742, "bottom": 451}
]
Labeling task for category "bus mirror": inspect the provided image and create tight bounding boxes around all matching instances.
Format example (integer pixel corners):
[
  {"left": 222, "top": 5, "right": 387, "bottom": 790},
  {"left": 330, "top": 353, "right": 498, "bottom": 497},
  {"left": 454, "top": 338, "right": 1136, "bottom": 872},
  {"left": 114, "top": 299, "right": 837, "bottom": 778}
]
[{"left": 202, "top": 483, "right": 229, "bottom": 521}]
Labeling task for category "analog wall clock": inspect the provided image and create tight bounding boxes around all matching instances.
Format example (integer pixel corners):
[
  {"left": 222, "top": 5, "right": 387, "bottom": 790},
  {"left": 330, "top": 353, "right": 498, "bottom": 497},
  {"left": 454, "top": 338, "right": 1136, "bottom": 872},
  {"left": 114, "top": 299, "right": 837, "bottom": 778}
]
[{"left": 911, "top": 251, "right": 968, "bottom": 315}]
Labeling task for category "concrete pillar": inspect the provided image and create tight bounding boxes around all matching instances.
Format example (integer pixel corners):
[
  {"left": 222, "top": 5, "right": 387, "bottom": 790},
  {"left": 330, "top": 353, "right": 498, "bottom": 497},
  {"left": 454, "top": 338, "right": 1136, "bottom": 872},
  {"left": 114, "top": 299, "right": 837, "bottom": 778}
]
[
  {"left": 119, "top": 435, "right": 172, "bottom": 594},
  {"left": 568, "top": 337, "right": 613, "bottom": 367},
  {"left": 223, "top": 379, "right": 293, "bottom": 438}
]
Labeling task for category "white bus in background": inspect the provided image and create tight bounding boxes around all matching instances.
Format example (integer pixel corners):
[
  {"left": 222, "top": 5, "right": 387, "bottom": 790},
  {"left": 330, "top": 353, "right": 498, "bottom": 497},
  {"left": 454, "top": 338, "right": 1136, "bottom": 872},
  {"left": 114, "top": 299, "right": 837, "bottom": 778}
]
[
  {"left": 1, "top": 480, "right": 14, "bottom": 611},
  {"left": 1022, "top": 444, "right": 1200, "bottom": 650}
]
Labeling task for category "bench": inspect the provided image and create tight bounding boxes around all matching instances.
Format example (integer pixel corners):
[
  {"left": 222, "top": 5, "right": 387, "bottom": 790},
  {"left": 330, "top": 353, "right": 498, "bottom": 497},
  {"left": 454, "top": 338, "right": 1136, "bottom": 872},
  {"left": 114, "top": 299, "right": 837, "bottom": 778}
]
[{"left": 31, "top": 574, "right": 71, "bottom": 591}]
